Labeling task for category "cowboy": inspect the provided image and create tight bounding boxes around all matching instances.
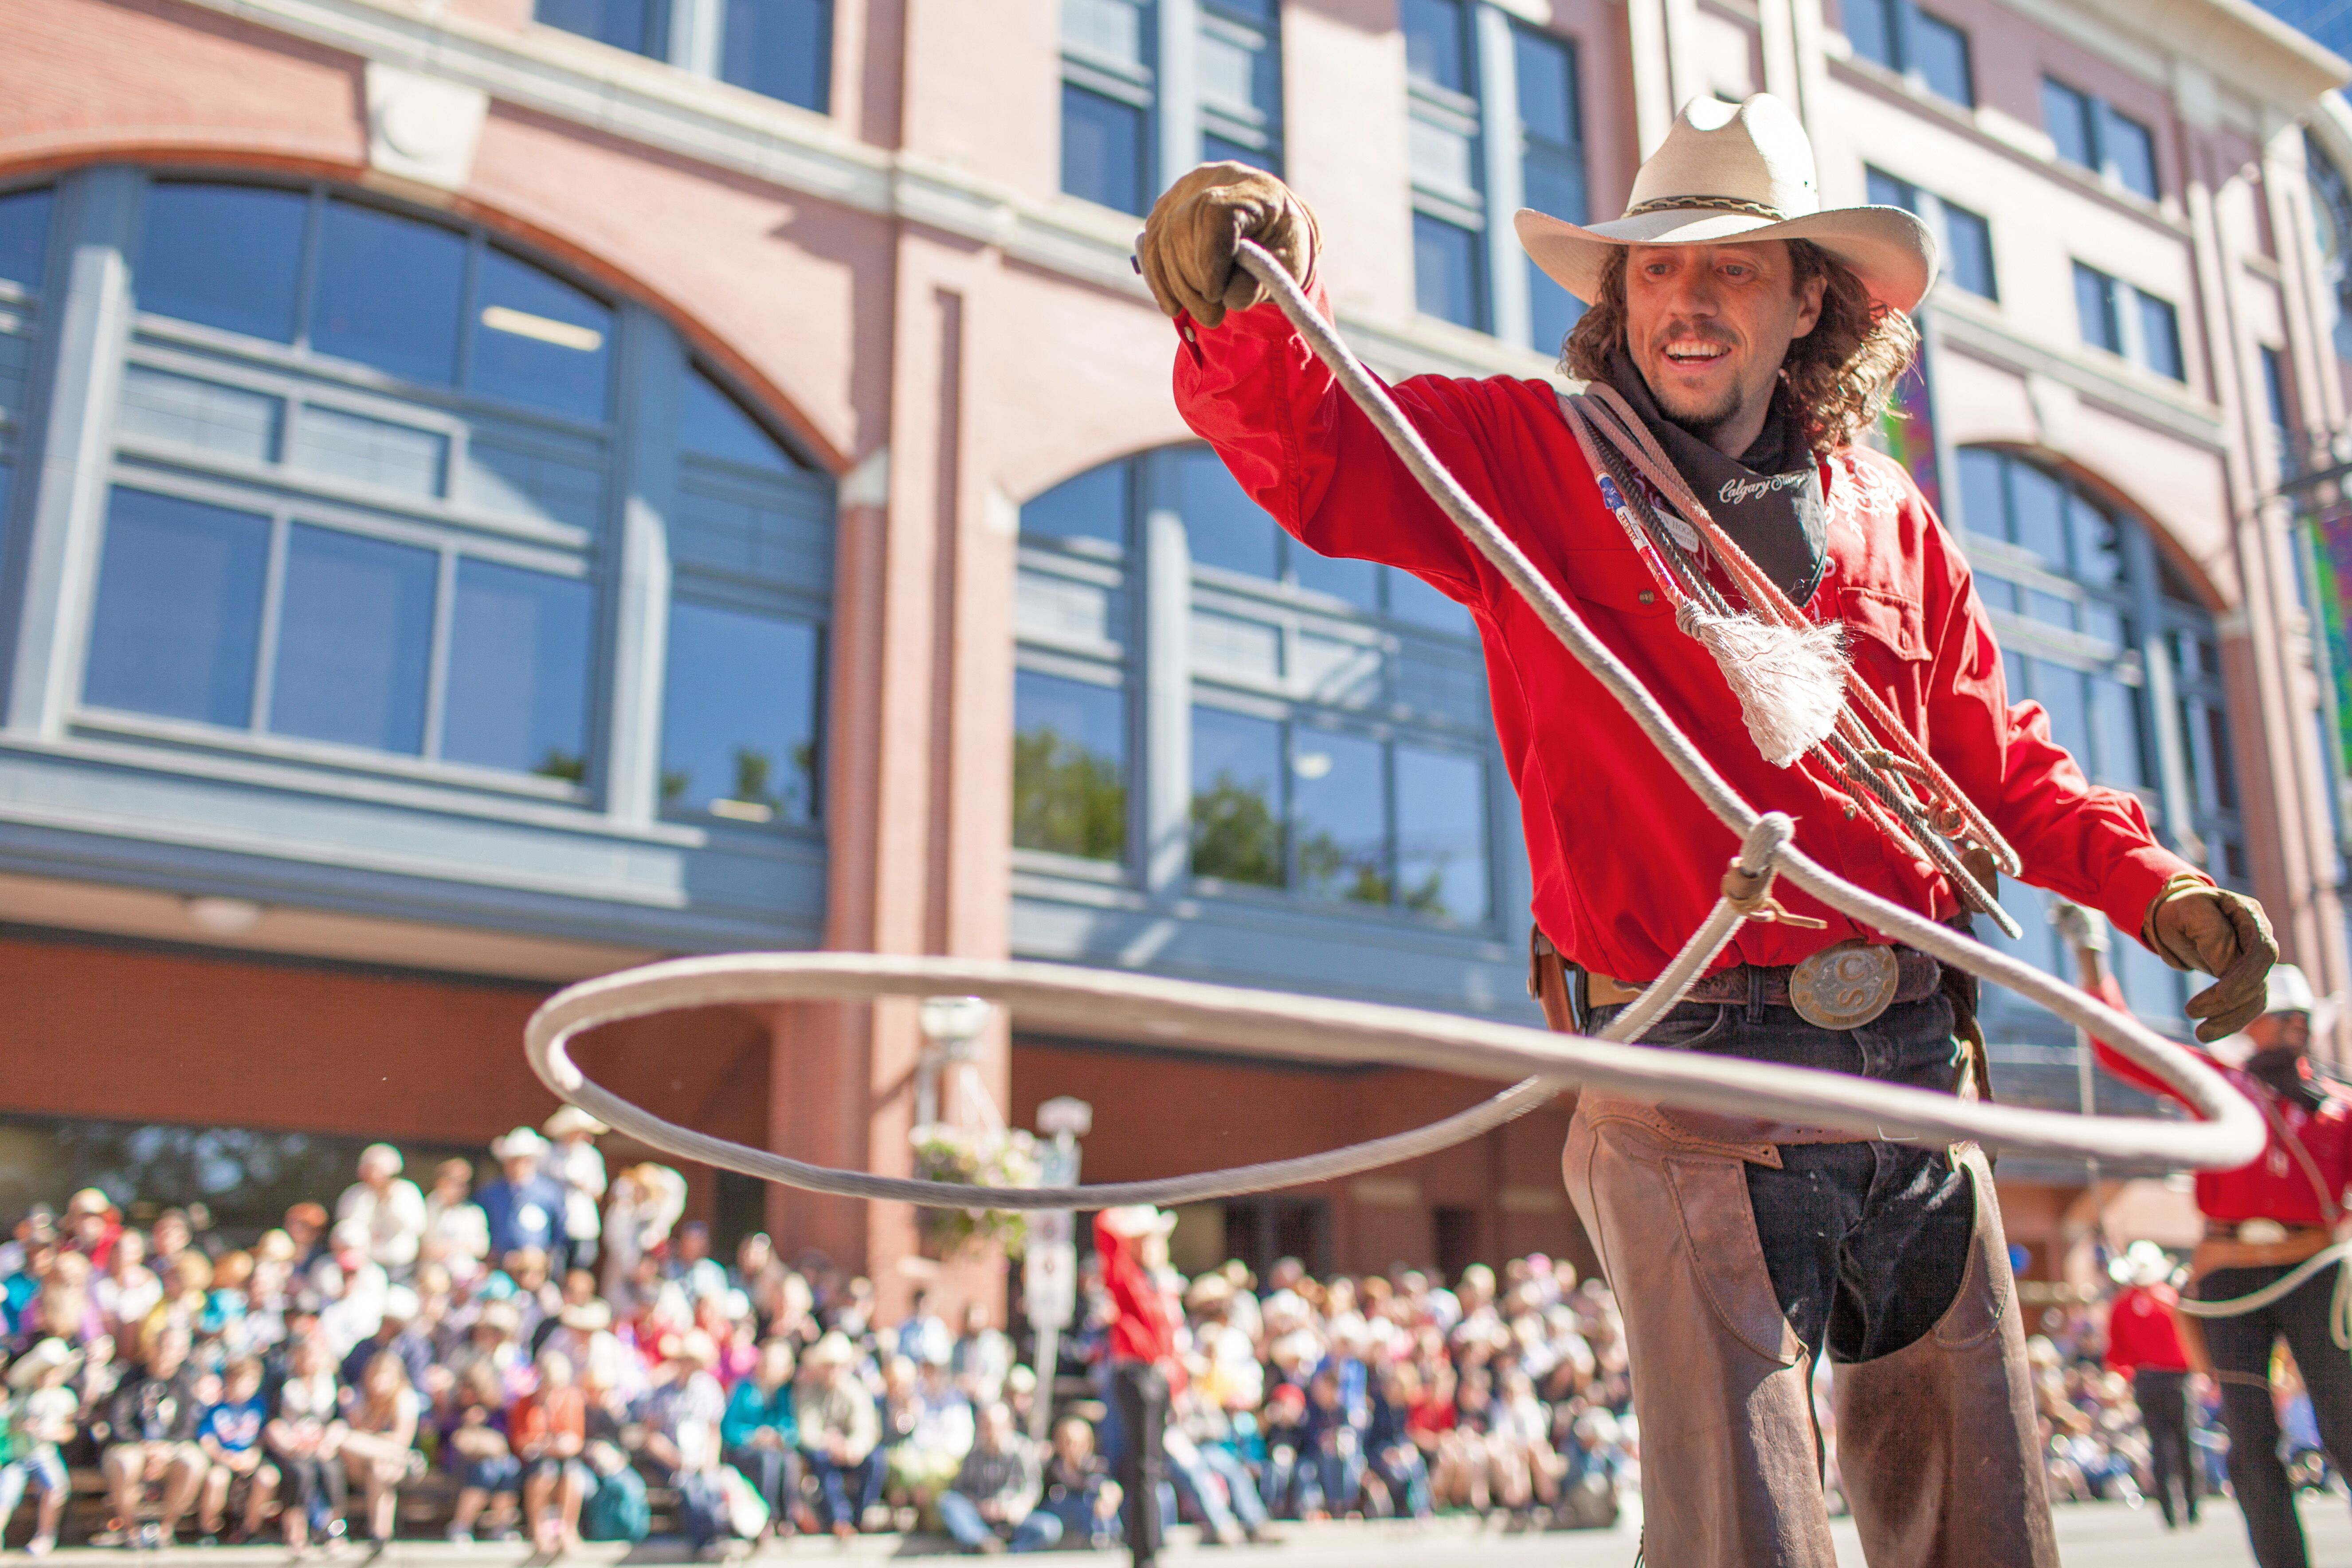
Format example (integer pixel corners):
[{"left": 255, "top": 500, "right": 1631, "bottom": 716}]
[
  {"left": 2102, "top": 1240, "right": 2197, "bottom": 1531},
  {"left": 1140, "top": 93, "right": 2274, "bottom": 1567},
  {"left": 2066, "top": 904, "right": 2350, "bottom": 1568},
  {"left": 1094, "top": 1205, "right": 1180, "bottom": 1568}
]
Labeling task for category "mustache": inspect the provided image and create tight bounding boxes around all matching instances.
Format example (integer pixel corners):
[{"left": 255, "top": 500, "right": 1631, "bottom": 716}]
[{"left": 1649, "top": 322, "right": 1739, "bottom": 353}]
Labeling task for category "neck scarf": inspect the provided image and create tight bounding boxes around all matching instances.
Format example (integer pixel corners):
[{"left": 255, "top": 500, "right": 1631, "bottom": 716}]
[
  {"left": 2247, "top": 1046, "right": 2327, "bottom": 1113},
  {"left": 1603, "top": 348, "right": 1828, "bottom": 606}
]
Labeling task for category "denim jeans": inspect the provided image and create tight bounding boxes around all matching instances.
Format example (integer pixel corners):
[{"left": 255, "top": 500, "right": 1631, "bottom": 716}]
[{"left": 1587, "top": 991, "right": 1976, "bottom": 1366}]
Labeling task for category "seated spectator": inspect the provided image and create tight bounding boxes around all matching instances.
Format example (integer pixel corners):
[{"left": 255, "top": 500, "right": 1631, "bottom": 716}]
[
  {"left": 476, "top": 1132, "right": 568, "bottom": 1263},
  {"left": 1011, "top": 1416, "right": 1121, "bottom": 1553},
  {"left": 341, "top": 1285, "right": 431, "bottom": 1395},
  {"left": 1362, "top": 1359, "right": 1431, "bottom": 1521},
  {"left": 64, "top": 1190, "right": 122, "bottom": 1268},
  {"left": 193, "top": 1356, "right": 277, "bottom": 1545},
  {"left": 541, "top": 1109, "right": 608, "bottom": 1278},
  {"left": 512, "top": 1347, "right": 589, "bottom": 1557},
  {"left": 939, "top": 1402, "right": 1039, "bottom": 1556},
  {"left": 101, "top": 1322, "right": 206, "bottom": 1548},
  {"left": 951, "top": 1304, "right": 1012, "bottom": 1407},
  {"left": 1, "top": 1339, "right": 81, "bottom": 1555},
  {"left": 721, "top": 1338, "right": 803, "bottom": 1544},
  {"left": 441, "top": 1362, "right": 520, "bottom": 1543},
  {"left": 339, "top": 1348, "right": 421, "bottom": 1551},
  {"left": 95, "top": 1230, "right": 162, "bottom": 1347},
  {"left": 1298, "top": 1364, "right": 1363, "bottom": 1520},
  {"left": 667, "top": 1226, "right": 727, "bottom": 1306},
  {"left": 423, "top": 1161, "right": 490, "bottom": 1285},
  {"left": 599, "top": 1166, "right": 686, "bottom": 1307},
  {"left": 794, "top": 1332, "right": 879, "bottom": 1539},
  {"left": 1165, "top": 1386, "right": 1273, "bottom": 1545},
  {"left": 337, "top": 1146, "right": 427, "bottom": 1279},
  {"left": 282, "top": 1205, "right": 329, "bottom": 1271},
  {"left": 316, "top": 1222, "right": 389, "bottom": 1357},
  {"left": 641, "top": 1330, "right": 729, "bottom": 1557},
  {"left": 264, "top": 1334, "right": 348, "bottom": 1557}
]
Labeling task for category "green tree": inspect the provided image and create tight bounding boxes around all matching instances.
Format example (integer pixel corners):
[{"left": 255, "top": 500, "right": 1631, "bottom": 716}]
[
  {"left": 1297, "top": 830, "right": 1390, "bottom": 906},
  {"left": 1012, "top": 726, "right": 1127, "bottom": 859},
  {"left": 1190, "top": 772, "right": 1285, "bottom": 886}
]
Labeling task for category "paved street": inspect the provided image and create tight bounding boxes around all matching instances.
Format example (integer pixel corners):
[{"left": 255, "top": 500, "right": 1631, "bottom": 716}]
[{"left": 35, "top": 1499, "right": 2352, "bottom": 1567}]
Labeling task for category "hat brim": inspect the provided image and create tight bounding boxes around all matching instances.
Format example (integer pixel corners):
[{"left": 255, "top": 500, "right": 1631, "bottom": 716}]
[{"left": 1515, "top": 203, "right": 1939, "bottom": 316}]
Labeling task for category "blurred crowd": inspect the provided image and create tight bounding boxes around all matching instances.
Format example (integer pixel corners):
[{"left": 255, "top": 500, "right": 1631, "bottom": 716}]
[
  {"left": 0, "top": 1114, "right": 2272, "bottom": 1560},
  {"left": 0, "top": 1116, "right": 1640, "bottom": 1560}
]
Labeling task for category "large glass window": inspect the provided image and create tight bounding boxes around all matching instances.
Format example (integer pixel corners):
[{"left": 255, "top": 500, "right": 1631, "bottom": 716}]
[
  {"left": 1018, "top": 446, "right": 1496, "bottom": 927},
  {"left": 0, "top": 188, "right": 53, "bottom": 290},
  {"left": 1062, "top": 0, "right": 1156, "bottom": 214},
  {"left": 1405, "top": 0, "right": 1487, "bottom": 332},
  {"left": 1514, "top": 25, "right": 1586, "bottom": 354},
  {"left": 1955, "top": 447, "right": 2242, "bottom": 1040},
  {"left": 83, "top": 489, "right": 271, "bottom": 730},
  {"left": 1863, "top": 168, "right": 1995, "bottom": 303},
  {"left": 2043, "top": 77, "right": 2161, "bottom": 201},
  {"left": 1198, "top": 0, "right": 1283, "bottom": 172},
  {"left": 537, "top": 0, "right": 831, "bottom": 112},
  {"left": 1845, "top": 1, "right": 1972, "bottom": 106},
  {"left": 660, "top": 599, "right": 822, "bottom": 823},
  {"left": 1059, "top": 0, "right": 1285, "bottom": 214},
  {"left": 2072, "top": 259, "right": 2184, "bottom": 382}
]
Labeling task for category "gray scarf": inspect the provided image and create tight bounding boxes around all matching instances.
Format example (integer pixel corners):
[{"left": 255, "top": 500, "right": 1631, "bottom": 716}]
[{"left": 1604, "top": 348, "right": 1828, "bottom": 606}]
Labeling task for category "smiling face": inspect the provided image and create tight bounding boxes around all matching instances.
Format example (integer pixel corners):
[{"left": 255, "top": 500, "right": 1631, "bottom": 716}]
[{"left": 1623, "top": 241, "right": 1826, "bottom": 457}]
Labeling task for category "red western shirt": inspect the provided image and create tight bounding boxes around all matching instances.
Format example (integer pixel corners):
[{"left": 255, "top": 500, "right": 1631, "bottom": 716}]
[
  {"left": 1093, "top": 1214, "right": 1177, "bottom": 1369},
  {"left": 2104, "top": 1282, "right": 2190, "bottom": 1376},
  {"left": 1172, "top": 293, "right": 2196, "bottom": 980},
  {"left": 2090, "top": 974, "right": 2352, "bottom": 1227}
]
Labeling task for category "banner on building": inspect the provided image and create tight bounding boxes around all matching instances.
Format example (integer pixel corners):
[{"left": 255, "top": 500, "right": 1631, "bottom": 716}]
[{"left": 1873, "top": 320, "right": 1943, "bottom": 518}]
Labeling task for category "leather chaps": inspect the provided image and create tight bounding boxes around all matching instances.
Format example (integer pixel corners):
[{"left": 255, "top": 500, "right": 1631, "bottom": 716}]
[{"left": 1562, "top": 1094, "right": 2058, "bottom": 1567}]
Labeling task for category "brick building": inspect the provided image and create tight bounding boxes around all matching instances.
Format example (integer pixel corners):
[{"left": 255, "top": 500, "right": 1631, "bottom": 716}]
[{"left": 0, "top": 0, "right": 2346, "bottom": 1308}]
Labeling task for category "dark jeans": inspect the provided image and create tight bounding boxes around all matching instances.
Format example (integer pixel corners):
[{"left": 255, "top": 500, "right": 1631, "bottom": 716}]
[
  {"left": 2134, "top": 1368, "right": 2198, "bottom": 1528},
  {"left": 1588, "top": 992, "right": 1976, "bottom": 1365},
  {"left": 2199, "top": 1262, "right": 2352, "bottom": 1568},
  {"left": 725, "top": 1445, "right": 800, "bottom": 1531},
  {"left": 1109, "top": 1363, "right": 1168, "bottom": 1564}
]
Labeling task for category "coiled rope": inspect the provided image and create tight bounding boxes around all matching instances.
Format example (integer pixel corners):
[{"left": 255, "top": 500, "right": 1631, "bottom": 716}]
[{"left": 521, "top": 240, "right": 2265, "bottom": 1207}]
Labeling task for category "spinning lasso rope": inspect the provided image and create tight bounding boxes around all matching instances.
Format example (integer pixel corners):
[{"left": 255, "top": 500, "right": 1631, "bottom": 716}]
[{"left": 523, "top": 240, "right": 2264, "bottom": 1207}]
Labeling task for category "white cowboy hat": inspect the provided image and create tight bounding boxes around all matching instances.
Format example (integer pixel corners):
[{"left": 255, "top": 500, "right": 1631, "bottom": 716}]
[
  {"left": 543, "top": 1106, "right": 608, "bottom": 1139},
  {"left": 6, "top": 1338, "right": 81, "bottom": 1389},
  {"left": 1099, "top": 1204, "right": 1178, "bottom": 1240},
  {"left": 2112, "top": 1240, "right": 2174, "bottom": 1290},
  {"left": 490, "top": 1126, "right": 550, "bottom": 1161},
  {"left": 1515, "top": 93, "right": 1938, "bottom": 314}
]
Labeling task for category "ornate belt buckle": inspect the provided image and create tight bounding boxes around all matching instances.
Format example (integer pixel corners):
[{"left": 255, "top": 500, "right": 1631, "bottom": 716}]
[
  {"left": 1788, "top": 941, "right": 1901, "bottom": 1031},
  {"left": 2238, "top": 1219, "right": 2290, "bottom": 1245}
]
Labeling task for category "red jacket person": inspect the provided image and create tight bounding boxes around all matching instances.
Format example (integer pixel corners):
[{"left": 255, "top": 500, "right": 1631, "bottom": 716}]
[{"left": 1138, "top": 94, "right": 2274, "bottom": 1568}]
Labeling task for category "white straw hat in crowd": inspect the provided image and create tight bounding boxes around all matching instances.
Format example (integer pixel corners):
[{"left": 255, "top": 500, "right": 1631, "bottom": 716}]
[
  {"left": 490, "top": 1126, "right": 550, "bottom": 1161},
  {"left": 359, "top": 1143, "right": 403, "bottom": 1176},
  {"left": 1099, "top": 1204, "right": 1178, "bottom": 1240},
  {"left": 806, "top": 1331, "right": 857, "bottom": 1368},
  {"left": 2109, "top": 1240, "right": 2175, "bottom": 1290},
  {"left": 7, "top": 1338, "right": 80, "bottom": 1389},
  {"left": 543, "top": 1106, "right": 608, "bottom": 1139},
  {"left": 1515, "top": 93, "right": 1938, "bottom": 314}
]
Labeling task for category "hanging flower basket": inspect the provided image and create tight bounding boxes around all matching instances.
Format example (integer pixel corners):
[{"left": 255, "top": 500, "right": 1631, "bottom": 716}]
[{"left": 909, "top": 1123, "right": 1042, "bottom": 1260}]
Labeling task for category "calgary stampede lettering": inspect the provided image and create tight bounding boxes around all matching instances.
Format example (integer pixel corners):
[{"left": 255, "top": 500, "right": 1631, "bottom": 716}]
[{"left": 1717, "top": 471, "right": 1813, "bottom": 507}]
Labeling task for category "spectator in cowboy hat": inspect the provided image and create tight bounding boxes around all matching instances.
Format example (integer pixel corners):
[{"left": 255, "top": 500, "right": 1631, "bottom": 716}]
[
  {"left": 63, "top": 1190, "right": 121, "bottom": 1268},
  {"left": 795, "top": 1331, "right": 881, "bottom": 1538},
  {"left": 424, "top": 1160, "right": 491, "bottom": 1284},
  {"left": 2, "top": 1337, "right": 82, "bottom": 1555},
  {"left": 477, "top": 1129, "right": 568, "bottom": 1262},
  {"left": 336, "top": 1145, "right": 427, "bottom": 1278},
  {"left": 541, "top": 1109, "right": 608, "bottom": 1277}
]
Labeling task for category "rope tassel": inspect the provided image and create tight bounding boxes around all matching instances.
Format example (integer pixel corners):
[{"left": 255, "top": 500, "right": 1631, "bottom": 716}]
[{"left": 1676, "top": 603, "right": 1850, "bottom": 767}]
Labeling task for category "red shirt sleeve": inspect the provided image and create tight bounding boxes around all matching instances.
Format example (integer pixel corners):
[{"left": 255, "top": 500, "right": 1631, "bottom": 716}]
[{"left": 1092, "top": 1215, "right": 1176, "bottom": 1368}]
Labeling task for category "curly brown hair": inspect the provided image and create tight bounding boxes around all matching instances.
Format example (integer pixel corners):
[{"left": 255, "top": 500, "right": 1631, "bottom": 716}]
[{"left": 1559, "top": 241, "right": 1920, "bottom": 457}]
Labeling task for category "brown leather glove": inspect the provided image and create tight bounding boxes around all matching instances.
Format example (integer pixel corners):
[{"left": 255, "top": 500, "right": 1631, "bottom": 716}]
[
  {"left": 2142, "top": 875, "right": 2278, "bottom": 1042},
  {"left": 1139, "top": 162, "right": 1320, "bottom": 329}
]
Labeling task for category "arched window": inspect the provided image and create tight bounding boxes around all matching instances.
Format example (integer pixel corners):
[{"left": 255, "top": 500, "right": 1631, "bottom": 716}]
[
  {"left": 5, "top": 176, "right": 829, "bottom": 835},
  {"left": 1014, "top": 446, "right": 1499, "bottom": 926},
  {"left": 1955, "top": 445, "right": 2242, "bottom": 1038}
]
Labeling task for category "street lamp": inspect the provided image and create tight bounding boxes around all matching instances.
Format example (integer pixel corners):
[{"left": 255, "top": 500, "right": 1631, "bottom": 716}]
[
  {"left": 915, "top": 995, "right": 994, "bottom": 1129},
  {"left": 1025, "top": 1095, "right": 1092, "bottom": 1440}
]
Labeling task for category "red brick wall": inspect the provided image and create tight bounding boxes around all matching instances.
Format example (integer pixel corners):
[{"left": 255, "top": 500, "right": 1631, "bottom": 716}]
[{"left": 0, "top": 933, "right": 769, "bottom": 1226}]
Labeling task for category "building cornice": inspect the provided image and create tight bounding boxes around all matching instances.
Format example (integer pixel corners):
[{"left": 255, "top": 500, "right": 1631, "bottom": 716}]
[{"left": 1996, "top": 0, "right": 2351, "bottom": 111}]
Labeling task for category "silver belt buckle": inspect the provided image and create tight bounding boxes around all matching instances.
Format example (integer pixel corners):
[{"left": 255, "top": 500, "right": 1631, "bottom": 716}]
[
  {"left": 2238, "top": 1219, "right": 2290, "bottom": 1245},
  {"left": 1788, "top": 941, "right": 1901, "bottom": 1030}
]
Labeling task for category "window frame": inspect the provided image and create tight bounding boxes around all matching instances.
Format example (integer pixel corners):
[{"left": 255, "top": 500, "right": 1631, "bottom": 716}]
[
  {"left": 536, "top": 0, "right": 834, "bottom": 114},
  {"left": 2041, "top": 74, "right": 2163, "bottom": 202},
  {"left": 1845, "top": 0, "right": 1975, "bottom": 109}
]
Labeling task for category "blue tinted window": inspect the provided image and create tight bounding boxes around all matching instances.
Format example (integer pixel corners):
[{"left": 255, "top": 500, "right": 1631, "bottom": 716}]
[
  {"left": 662, "top": 600, "right": 822, "bottom": 822},
  {"left": 472, "top": 251, "right": 612, "bottom": 424},
  {"left": 720, "top": 0, "right": 830, "bottom": 110},
  {"left": 1514, "top": 30, "right": 1576, "bottom": 146},
  {"left": 1192, "top": 705, "right": 1284, "bottom": 885},
  {"left": 1011, "top": 668, "right": 1125, "bottom": 859},
  {"left": 536, "top": 0, "right": 664, "bottom": 55},
  {"left": 1864, "top": 168, "right": 1916, "bottom": 212},
  {"left": 680, "top": 371, "right": 793, "bottom": 472},
  {"left": 270, "top": 525, "right": 437, "bottom": 754},
  {"left": 1413, "top": 212, "right": 1484, "bottom": 329},
  {"left": 2089, "top": 674, "right": 2143, "bottom": 790},
  {"left": 1203, "top": 134, "right": 1276, "bottom": 173},
  {"left": 442, "top": 560, "right": 594, "bottom": 780},
  {"left": 1912, "top": 11, "right": 1972, "bottom": 106},
  {"left": 1292, "top": 728, "right": 1387, "bottom": 904},
  {"left": 2137, "top": 291, "right": 2184, "bottom": 381},
  {"left": 1179, "top": 448, "right": 1278, "bottom": 578},
  {"left": 138, "top": 184, "right": 308, "bottom": 342},
  {"left": 1402, "top": 0, "right": 1469, "bottom": 92},
  {"left": 2104, "top": 107, "right": 2158, "bottom": 200},
  {"left": 2043, "top": 78, "right": 2096, "bottom": 169},
  {"left": 311, "top": 201, "right": 466, "bottom": 386},
  {"left": 1396, "top": 743, "right": 1486, "bottom": 921},
  {"left": 1023, "top": 463, "right": 1128, "bottom": 546},
  {"left": 1843, "top": 0, "right": 1896, "bottom": 69},
  {"left": 84, "top": 488, "right": 269, "bottom": 727},
  {"left": 0, "top": 188, "right": 54, "bottom": 290},
  {"left": 1956, "top": 446, "right": 2003, "bottom": 539},
  {"left": 1944, "top": 203, "right": 1995, "bottom": 299},
  {"left": 1062, "top": 84, "right": 1148, "bottom": 215},
  {"left": 2074, "top": 263, "right": 2121, "bottom": 354},
  {"left": 1528, "top": 259, "right": 1584, "bottom": 356},
  {"left": 2006, "top": 460, "right": 2067, "bottom": 568}
]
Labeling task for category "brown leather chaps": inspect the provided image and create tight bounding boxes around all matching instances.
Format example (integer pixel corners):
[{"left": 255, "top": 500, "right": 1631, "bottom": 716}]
[{"left": 1562, "top": 1094, "right": 2058, "bottom": 1568}]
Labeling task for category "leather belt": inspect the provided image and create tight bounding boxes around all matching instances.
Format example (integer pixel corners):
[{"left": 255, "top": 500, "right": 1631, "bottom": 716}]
[
  {"left": 1588, "top": 943, "right": 1942, "bottom": 1031},
  {"left": 2206, "top": 1219, "right": 2328, "bottom": 1246}
]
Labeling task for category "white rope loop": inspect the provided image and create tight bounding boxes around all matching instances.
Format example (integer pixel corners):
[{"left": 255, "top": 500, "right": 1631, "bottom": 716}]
[{"left": 517, "top": 243, "right": 2266, "bottom": 1212}]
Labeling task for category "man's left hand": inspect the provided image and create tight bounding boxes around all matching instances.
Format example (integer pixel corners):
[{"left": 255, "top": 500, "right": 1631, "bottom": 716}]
[{"left": 2144, "top": 881, "right": 2277, "bottom": 1042}]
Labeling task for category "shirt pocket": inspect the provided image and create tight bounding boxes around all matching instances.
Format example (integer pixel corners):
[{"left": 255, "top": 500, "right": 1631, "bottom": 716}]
[{"left": 1839, "top": 585, "right": 1928, "bottom": 662}]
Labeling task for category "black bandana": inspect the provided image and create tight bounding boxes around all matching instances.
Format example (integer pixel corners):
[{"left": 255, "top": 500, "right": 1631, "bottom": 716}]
[
  {"left": 2248, "top": 1046, "right": 2327, "bottom": 1113},
  {"left": 1603, "top": 348, "right": 1829, "bottom": 606}
]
